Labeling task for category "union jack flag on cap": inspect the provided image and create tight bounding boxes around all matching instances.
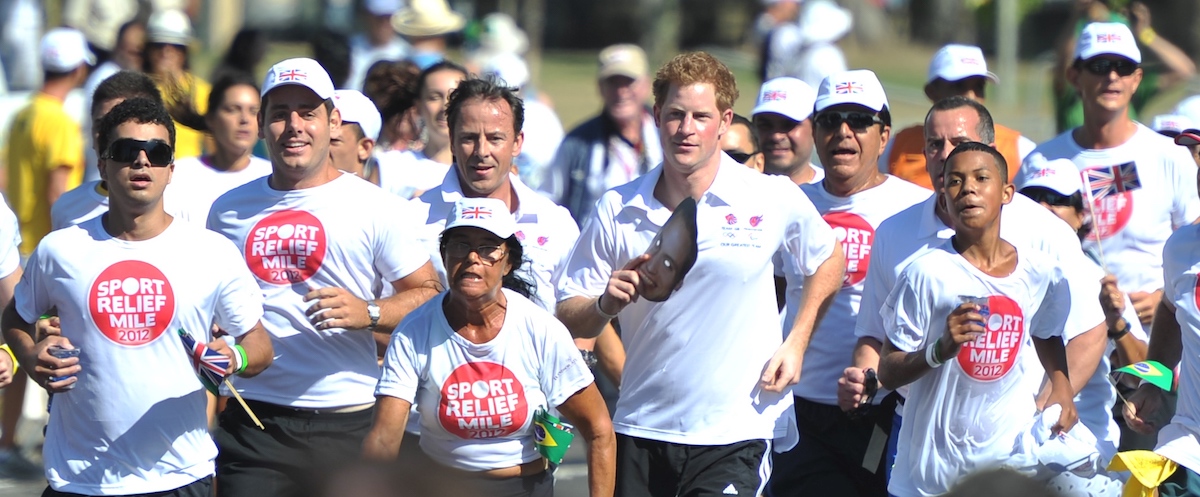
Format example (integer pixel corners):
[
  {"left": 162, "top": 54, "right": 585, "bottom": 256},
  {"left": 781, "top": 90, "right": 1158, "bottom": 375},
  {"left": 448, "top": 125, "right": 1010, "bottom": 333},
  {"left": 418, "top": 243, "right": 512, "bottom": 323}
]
[
  {"left": 1085, "top": 162, "right": 1141, "bottom": 200},
  {"left": 177, "top": 329, "right": 229, "bottom": 395}
]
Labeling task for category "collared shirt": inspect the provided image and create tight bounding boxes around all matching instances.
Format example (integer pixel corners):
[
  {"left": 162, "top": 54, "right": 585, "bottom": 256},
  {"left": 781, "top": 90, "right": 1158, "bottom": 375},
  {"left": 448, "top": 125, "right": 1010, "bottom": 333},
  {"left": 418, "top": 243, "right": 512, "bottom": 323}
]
[
  {"left": 557, "top": 155, "right": 837, "bottom": 446},
  {"left": 1157, "top": 222, "right": 1200, "bottom": 474},
  {"left": 409, "top": 169, "right": 580, "bottom": 312}
]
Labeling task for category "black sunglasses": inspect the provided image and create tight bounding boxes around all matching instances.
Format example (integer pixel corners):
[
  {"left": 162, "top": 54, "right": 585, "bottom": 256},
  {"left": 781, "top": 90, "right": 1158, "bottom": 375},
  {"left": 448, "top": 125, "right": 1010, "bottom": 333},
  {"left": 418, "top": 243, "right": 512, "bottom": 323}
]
[
  {"left": 725, "top": 150, "right": 757, "bottom": 164},
  {"left": 104, "top": 138, "right": 174, "bottom": 166},
  {"left": 814, "top": 111, "right": 883, "bottom": 131},
  {"left": 1081, "top": 58, "right": 1138, "bottom": 77},
  {"left": 1019, "top": 187, "right": 1075, "bottom": 208}
]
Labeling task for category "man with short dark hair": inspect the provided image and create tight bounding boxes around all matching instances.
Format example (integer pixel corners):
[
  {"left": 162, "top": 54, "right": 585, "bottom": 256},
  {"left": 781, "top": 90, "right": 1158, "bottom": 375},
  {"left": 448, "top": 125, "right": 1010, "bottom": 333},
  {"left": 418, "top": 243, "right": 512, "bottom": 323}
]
[
  {"left": 207, "top": 58, "right": 442, "bottom": 497},
  {"left": 751, "top": 77, "right": 821, "bottom": 185},
  {"left": 722, "top": 114, "right": 763, "bottom": 172}
]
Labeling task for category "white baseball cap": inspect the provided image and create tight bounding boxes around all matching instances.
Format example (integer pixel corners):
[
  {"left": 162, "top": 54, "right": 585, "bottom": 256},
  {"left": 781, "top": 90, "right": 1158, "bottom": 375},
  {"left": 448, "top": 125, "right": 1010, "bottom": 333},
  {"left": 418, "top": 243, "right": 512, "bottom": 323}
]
[
  {"left": 481, "top": 52, "right": 530, "bottom": 88},
  {"left": 927, "top": 44, "right": 998, "bottom": 84},
  {"left": 1150, "top": 114, "right": 1194, "bottom": 137},
  {"left": 1015, "top": 156, "right": 1083, "bottom": 196},
  {"left": 1173, "top": 95, "right": 1200, "bottom": 125},
  {"left": 752, "top": 77, "right": 816, "bottom": 122},
  {"left": 365, "top": 0, "right": 403, "bottom": 16},
  {"left": 146, "top": 9, "right": 193, "bottom": 46},
  {"left": 333, "top": 90, "right": 382, "bottom": 141},
  {"left": 262, "top": 58, "right": 336, "bottom": 100},
  {"left": 40, "top": 28, "right": 95, "bottom": 73},
  {"left": 444, "top": 198, "right": 516, "bottom": 239},
  {"left": 815, "top": 69, "right": 889, "bottom": 113},
  {"left": 1075, "top": 22, "right": 1141, "bottom": 63}
]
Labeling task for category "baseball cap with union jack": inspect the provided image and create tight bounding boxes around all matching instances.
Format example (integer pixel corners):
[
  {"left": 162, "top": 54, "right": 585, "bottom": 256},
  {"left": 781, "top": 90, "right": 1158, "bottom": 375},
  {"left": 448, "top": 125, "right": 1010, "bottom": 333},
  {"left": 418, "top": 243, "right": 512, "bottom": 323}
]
[
  {"left": 261, "top": 58, "right": 336, "bottom": 100},
  {"left": 444, "top": 198, "right": 517, "bottom": 239},
  {"left": 815, "top": 69, "right": 888, "bottom": 113},
  {"left": 1075, "top": 22, "right": 1141, "bottom": 64},
  {"left": 752, "top": 77, "right": 816, "bottom": 123}
]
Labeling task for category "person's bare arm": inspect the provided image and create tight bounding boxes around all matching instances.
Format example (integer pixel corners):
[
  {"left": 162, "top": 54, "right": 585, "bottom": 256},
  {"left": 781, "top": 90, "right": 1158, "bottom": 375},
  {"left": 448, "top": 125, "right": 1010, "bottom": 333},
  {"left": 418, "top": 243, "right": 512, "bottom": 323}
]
[
  {"left": 1125, "top": 300, "right": 1182, "bottom": 434},
  {"left": 303, "top": 261, "right": 443, "bottom": 348},
  {"left": 1, "top": 303, "right": 78, "bottom": 392},
  {"left": 362, "top": 395, "right": 412, "bottom": 460},
  {"left": 879, "top": 303, "right": 983, "bottom": 390},
  {"left": 838, "top": 337, "right": 882, "bottom": 411},
  {"left": 556, "top": 255, "right": 650, "bottom": 340},
  {"left": 1129, "top": 1, "right": 1196, "bottom": 89},
  {"left": 47, "top": 166, "right": 73, "bottom": 206},
  {"left": 760, "top": 243, "right": 845, "bottom": 392},
  {"left": 556, "top": 384, "right": 616, "bottom": 497},
  {"left": 1033, "top": 335, "right": 1078, "bottom": 434},
  {"left": 594, "top": 323, "right": 625, "bottom": 387},
  {"left": 207, "top": 322, "right": 273, "bottom": 377}
]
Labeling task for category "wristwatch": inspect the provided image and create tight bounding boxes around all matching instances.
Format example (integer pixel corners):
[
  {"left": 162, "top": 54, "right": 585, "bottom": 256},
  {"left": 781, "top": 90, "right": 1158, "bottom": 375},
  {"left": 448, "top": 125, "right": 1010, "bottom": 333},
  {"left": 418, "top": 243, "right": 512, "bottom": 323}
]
[
  {"left": 579, "top": 349, "right": 599, "bottom": 369},
  {"left": 366, "top": 300, "right": 381, "bottom": 330}
]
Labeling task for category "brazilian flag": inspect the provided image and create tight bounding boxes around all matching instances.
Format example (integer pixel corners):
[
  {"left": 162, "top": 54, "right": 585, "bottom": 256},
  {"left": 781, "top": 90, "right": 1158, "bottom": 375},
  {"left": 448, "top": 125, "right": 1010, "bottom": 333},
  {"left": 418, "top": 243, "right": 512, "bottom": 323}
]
[
  {"left": 1115, "top": 361, "right": 1174, "bottom": 392},
  {"left": 533, "top": 407, "right": 574, "bottom": 465}
]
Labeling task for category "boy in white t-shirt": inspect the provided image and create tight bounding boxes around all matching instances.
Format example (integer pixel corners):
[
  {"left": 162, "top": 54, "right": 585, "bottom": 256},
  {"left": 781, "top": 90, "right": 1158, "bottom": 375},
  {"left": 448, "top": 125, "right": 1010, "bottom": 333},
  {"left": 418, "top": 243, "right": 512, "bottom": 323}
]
[
  {"left": 879, "top": 142, "right": 1076, "bottom": 497},
  {"left": 1, "top": 97, "right": 274, "bottom": 497}
]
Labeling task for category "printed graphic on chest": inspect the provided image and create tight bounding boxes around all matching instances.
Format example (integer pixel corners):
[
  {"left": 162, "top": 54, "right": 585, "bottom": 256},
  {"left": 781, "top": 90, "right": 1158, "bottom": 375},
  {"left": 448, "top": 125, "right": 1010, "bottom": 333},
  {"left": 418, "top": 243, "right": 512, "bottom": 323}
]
[
  {"left": 956, "top": 295, "right": 1024, "bottom": 382},
  {"left": 89, "top": 261, "right": 176, "bottom": 346},
  {"left": 246, "top": 210, "right": 327, "bottom": 285},
  {"left": 1082, "top": 167, "right": 1134, "bottom": 240},
  {"left": 439, "top": 362, "right": 529, "bottom": 439},
  {"left": 822, "top": 212, "right": 873, "bottom": 287},
  {"left": 515, "top": 230, "right": 551, "bottom": 252},
  {"left": 719, "top": 212, "right": 765, "bottom": 249}
]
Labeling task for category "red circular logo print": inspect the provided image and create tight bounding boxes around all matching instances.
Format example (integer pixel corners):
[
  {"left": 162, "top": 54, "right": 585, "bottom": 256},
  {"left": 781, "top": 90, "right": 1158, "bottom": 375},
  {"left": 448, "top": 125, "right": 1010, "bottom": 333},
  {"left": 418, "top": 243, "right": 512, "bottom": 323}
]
[
  {"left": 823, "top": 211, "right": 874, "bottom": 287},
  {"left": 89, "top": 261, "right": 176, "bottom": 346},
  {"left": 439, "top": 362, "right": 528, "bottom": 439},
  {"left": 956, "top": 295, "right": 1024, "bottom": 382},
  {"left": 246, "top": 210, "right": 327, "bottom": 285}
]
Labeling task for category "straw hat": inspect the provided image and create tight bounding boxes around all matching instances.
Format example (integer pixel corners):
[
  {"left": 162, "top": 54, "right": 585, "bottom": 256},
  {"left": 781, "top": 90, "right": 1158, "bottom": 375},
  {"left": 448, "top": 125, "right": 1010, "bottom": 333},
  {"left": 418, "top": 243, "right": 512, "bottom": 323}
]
[{"left": 391, "top": 0, "right": 465, "bottom": 37}]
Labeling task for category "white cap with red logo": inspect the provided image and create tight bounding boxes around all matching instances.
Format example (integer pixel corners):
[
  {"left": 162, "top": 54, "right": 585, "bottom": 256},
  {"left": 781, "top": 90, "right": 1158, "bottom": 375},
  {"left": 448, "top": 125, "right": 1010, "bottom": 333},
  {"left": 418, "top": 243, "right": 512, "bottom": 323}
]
[
  {"left": 444, "top": 198, "right": 516, "bottom": 239},
  {"left": 752, "top": 77, "right": 816, "bottom": 123},
  {"left": 40, "top": 28, "right": 96, "bottom": 73},
  {"left": 1150, "top": 114, "right": 1194, "bottom": 136},
  {"left": 1015, "top": 156, "right": 1083, "bottom": 196},
  {"left": 333, "top": 90, "right": 382, "bottom": 141},
  {"left": 815, "top": 69, "right": 889, "bottom": 113},
  {"left": 1075, "top": 22, "right": 1141, "bottom": 63},
  {"left": 927, "top": 44, "right": 999, "bottom": 84},
  {"left": 261, "top": 58, "right": 336, "bottom": 100}
]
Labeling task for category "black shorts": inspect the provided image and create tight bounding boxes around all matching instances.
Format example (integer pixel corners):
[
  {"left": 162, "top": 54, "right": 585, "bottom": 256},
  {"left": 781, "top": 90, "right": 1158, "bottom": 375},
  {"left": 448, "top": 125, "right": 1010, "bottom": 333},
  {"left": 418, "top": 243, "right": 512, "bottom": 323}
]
[
  {"left": 214, "top": 400, "right": 373, "bottom": 497},
  {"left": 42, "top": 475, "right": 212, "bottom": 497},
  {"left": 767, "top": 396, "right": 895, "bottom": 496},
  {"left": 616, "top": 434, "right": 770, "bottom": 497}
]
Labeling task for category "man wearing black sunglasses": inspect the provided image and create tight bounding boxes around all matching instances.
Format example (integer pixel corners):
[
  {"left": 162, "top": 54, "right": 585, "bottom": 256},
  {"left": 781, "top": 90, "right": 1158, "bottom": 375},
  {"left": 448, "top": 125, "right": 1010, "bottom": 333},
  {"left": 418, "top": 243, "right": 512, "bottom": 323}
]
[
  {"left": 768, "top": 69, "right": 931, "bottom": 497},
  {"left": 1022, "top": 21, "right": 1200, "bottom": 329},
  {"left": 721, "top": 114, "right": 763, "bottom": 173}
]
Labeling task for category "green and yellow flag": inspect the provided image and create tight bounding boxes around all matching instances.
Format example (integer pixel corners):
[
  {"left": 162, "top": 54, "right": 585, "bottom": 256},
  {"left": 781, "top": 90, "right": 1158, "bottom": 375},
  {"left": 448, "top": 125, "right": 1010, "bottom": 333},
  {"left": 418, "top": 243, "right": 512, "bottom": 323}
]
[
  {"left": 1115, "top": 361, "right": 1174, "bottom": 392},
  {"left": 533, "top": 407, "right": 574, "bottom": 465}
]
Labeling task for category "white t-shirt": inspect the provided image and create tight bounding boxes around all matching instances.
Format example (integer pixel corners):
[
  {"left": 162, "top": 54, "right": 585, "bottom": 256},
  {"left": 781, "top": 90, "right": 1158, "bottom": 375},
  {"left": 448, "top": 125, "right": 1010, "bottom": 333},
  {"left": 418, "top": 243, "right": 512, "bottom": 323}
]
[
  {"left": 516, "top": 99, "right": 565, "bottom": 196},
  {"left": 557, "top": 157, "right": 838, "bottom": 446},
  {"left": 14, "top": 217, "right": 264, "bottom": 495},
  {"left": 1154, "top": 223, "right": 1200, "bottom": 474},
  {"left": 785, "top": 176, "right": 930, "bottom": 404},
  {"left": 165, "top": 156, "right": 272, "bottom": 224},
  {"left": 885, "top": 242, "right": 1070, "bottom": 497},
  {"left": 0, "top": 198, "right": 20, "bottom": 276},
  {"left": 376, "top": 289, "right": 593, "bottom": 471},
  {"left": 207, "top": 172, "right": 430, "bottom": 408},
  {"left": 409, "top": 170, "right": 579, "bottom": 312},
  {"left": 1021, "top": 124, "right": 1200, "bottom": 293},
  {"left": 376, "top": 149, "right": 452, "bottom": 200},
  {"left": 51, "top": 180, "right": 109, "bottom": 231}
]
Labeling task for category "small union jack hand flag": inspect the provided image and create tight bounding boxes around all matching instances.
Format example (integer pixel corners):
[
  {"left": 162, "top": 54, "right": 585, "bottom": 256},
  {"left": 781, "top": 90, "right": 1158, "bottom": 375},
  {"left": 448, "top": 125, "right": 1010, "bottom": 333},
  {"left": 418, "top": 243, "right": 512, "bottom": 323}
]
[
  {"left": 177, "top": 329, "right": 230, "bottom": 395},
  {"left": 1086, "top": 162, "right": 1141, "bottom": 200}
]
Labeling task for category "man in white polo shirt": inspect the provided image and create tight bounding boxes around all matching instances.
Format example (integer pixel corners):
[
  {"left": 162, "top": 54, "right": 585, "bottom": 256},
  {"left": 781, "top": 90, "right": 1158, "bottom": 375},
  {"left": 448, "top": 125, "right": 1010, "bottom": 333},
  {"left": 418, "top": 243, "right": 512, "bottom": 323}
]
[
  {"left": 556, "top": 51, "right": 845, "bottom": 497},
  {"left": 769, "top": 70, "right": 931, "bottom": 496},
  {"left": 329, "top": 89, "right": 382, "bottom": 182},
  {"left": 1020, "top": 22, "right": 1200, "bottom": 328},
  {"left": 751, "top": 77, "right": 822, "bottom": 185},
  {"left": 206, "top": 58, "right": 442, "bottom": 497}
]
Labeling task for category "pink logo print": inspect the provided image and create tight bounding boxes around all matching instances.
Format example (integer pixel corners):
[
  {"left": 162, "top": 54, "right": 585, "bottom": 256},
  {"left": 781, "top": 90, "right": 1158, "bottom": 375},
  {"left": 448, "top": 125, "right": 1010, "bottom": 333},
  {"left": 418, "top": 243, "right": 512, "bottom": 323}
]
[
  {"left": 726, "top": 214, "right": 738, "bottom": 225},
  {"left": 835, "top": 82, "right": 862, "bottom": 94},
  {"left": 278, "top": 69, "right": 306, "bottom": 82},
  {"left": 462, "top": 207, "right": 491, "bottom": 219},
  {"left": 749, "top": 215, "right": 763, "bottom": 227},
  {"left": 763, "top": 90, "right": 787, "bottom": 102},
  {"left": 537, "top": 236, "right": 549, "bottom": 246},
  {"left": 515, "top": 231, "right": 525, "bottom": 241},
  {"left": 960, "top": 57, "right": 981, "bottom": 65},
  {"left": 1034, "top": 168, "right": 1055, "bottom": 177}
]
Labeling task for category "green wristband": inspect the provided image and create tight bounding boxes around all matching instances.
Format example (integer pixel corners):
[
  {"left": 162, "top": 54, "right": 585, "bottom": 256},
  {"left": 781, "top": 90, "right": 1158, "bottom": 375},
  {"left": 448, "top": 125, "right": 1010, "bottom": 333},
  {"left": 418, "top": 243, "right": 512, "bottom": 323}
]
[{"left": 233, "top": 344, "right": 248, "bottom": 375}]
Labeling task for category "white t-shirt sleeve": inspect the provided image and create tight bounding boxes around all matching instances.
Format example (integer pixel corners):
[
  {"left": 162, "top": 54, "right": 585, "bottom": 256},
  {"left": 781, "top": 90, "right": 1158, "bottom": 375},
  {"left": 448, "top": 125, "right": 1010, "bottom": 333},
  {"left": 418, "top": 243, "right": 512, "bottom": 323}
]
[
  {"left": 13, "top": 245, "right": 50, "bottom": 324},
  {"left": 376, "top": 315, "right": 425, "bottom": 403},
  {"left": 1168, "top": 150, "right": 1200, "bottom": 229},
  {"left": 1060, "top": 252, "right": 1106, "bottom": 341},
  {"left": 374, "top": 198, "right": 433, "bottom": 282},
  {"left": 555, "top": 200, "right": 617, "bottom": 301},
  {"left": 855, "top": 236, "right": 891, "bottom": 342},
  {"left": 1030, "top": 266, "right": 1071, "bottom": 340},
  {"left": 782, "top": 187, "right": 837, "bottom": 277},
  {"left": 210, "top": 237, "right": 266, "bottom": 338},
  {"left": 883, "top": 268, "right": 930, "bottom": 353},
  {"left": 0, "top": 201, "right": 19, "bottom": 278},
  {"left": 539, "top": 317, "right": 595, "bottom": 407}
]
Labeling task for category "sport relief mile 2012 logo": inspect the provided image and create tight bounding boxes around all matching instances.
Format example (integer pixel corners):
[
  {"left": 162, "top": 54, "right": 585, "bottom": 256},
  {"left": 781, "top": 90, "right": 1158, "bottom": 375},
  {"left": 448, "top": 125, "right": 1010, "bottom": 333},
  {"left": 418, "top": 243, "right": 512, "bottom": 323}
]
[
  {"left": 246, "top": 210, "right": 327, "bottom": 285},
  {"left": 89, "top": 261, "right": 176, "bottom": 346},
  {"left": 439, "top": 362, "right": 529, "bottom": 439},
  {"left": 823, "top": 212, "right": 873, "bottom": 287},
  {"left": 956, "top": 295, "right": 1024, "bottom": 382}
]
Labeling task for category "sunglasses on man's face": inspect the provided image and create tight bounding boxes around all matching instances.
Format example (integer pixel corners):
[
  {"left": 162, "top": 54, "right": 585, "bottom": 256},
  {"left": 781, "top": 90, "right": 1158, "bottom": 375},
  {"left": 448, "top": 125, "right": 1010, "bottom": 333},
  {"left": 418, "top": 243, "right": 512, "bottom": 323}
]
[
  {"left": 104, "top": 138, "right": 174, "bottom": 166},
  {"left": 725, "top": 150, "right": 757, "bottom": 164},
  {"left": 813, "top": 111, "right": 883, "bottom": 132},
  {"left": 1081, "top": 58, "right": 1138, "bottom": 77}
]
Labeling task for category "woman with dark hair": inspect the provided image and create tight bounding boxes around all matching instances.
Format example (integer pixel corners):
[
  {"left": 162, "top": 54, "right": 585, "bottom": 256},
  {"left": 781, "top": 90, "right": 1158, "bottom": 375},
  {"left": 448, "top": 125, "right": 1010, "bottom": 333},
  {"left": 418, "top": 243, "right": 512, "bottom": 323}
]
[
  {"left": 374, "top": 60, "right": 468, "bottom": 199},
  {"left": 363, "top": 59, "right": 423, "bottom": 154},
  {"left": 364, "top": 197, "right": 615, "bottom": 497}
]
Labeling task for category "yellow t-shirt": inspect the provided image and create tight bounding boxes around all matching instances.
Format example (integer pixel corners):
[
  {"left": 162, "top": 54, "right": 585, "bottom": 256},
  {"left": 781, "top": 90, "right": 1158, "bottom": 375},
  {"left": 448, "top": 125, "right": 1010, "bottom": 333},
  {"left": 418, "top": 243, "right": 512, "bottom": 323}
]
[
  {"left": 156, "top": 73, "right": 211, "bottom": 160},
  {"left": 5, "top": 93, "right": 85, "bottom": 256}
]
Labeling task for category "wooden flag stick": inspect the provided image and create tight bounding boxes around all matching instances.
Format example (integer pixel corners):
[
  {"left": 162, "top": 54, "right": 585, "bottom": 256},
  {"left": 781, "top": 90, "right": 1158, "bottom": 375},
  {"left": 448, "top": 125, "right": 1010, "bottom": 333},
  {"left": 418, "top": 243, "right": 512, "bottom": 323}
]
[
  {"left": 1081, "top": 174, "right": 1110, "bottom": 271},
  {"left": 1106, "top": 373, "right": 1133, "bottom": 411},
  {"left": 224, "top": 379, "right": 265, "bottom": 430}
]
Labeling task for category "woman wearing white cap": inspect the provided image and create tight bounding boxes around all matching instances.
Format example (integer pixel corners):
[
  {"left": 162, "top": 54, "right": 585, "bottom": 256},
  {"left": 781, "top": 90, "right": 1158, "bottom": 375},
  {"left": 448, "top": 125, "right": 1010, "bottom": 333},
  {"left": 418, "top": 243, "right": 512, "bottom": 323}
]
[
  {"left": 143, "top": 8, "right": 211, "bottom": 161},
  {"left": 364, "top": 197, "right": 615, "bottom": 496}
]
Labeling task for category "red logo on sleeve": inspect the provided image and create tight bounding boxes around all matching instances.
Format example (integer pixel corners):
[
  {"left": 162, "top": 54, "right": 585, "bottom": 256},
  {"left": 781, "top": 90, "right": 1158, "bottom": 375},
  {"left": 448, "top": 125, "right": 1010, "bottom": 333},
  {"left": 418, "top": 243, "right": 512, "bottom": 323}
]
[
  {"left": 89, "top": 261, "right": 176, "bottom": 346},
  {"left": 956, "top": 295, "right": 1024, "bottom": 381},
  {"left": 823, "top": 211, "right": 874, "bottom": 287},
  {"left": 246, "top": 210, "right": 327, "bottom": 285},
  {"left": 439, "top": 362, "right": 528, "bottom": 439}
]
